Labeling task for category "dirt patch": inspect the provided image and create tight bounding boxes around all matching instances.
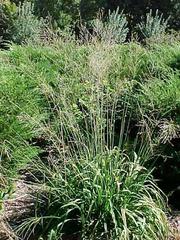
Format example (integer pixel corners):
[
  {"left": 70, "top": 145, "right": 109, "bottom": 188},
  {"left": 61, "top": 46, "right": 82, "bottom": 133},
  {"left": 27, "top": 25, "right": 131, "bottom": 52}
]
[
  {"left": 0, "top": 177, "right": 39, "bottom": 240},
  {"left": 168, "top": 211, "right": 180, "bottom": 240}
]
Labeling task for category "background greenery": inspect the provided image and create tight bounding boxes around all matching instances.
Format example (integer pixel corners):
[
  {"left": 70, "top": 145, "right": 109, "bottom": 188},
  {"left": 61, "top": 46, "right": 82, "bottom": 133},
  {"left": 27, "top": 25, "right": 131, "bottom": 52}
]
[{"left": 0, "top": 0, "right": 180, "bottom": 45}]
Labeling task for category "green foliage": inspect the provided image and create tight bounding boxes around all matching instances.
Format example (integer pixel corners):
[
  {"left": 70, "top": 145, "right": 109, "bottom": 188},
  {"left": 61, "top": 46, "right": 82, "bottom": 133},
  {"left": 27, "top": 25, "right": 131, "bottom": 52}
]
[
  {"left": 136, "top": 42, "right": 180, "bottom": 117},
  {"left": 0, "top": 46, "right": 49, "bottom": 176},
  {"left": 0, "top": 0, "right": 16, "bottom": 46},
  {"left": 0, "top": 191, "right": 5, "bottom": 211},
  {"left": 80, "top": 0, "right": 107, "bottom": 22},
  {"left": 47, "top": 229, "right": 59, "bottom": 240},
  {"left": 34, "top": 0, "right": 81, "bottom": 29},
  {"left": 137, "top": 74, "right": 180, "bottom": 118},
  {"left": 22, "top": 151, "right": 168, "bottom": 239},
  {"left": 0, "top": 39, "right": 179, "bottom": 176}
]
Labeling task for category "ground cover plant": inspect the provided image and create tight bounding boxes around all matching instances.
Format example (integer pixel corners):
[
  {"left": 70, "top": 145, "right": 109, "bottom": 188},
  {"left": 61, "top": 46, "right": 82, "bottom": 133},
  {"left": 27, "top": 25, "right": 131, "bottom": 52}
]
[{"left": 0, "top": 33, "right": 179, "bottom": 239}]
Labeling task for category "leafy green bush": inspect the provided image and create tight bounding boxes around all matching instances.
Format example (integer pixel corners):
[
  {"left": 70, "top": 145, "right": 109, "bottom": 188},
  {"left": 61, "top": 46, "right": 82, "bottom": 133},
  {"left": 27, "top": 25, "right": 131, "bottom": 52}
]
[
  {"left": 0, "top": 0, "right": 16, "bottom": 46},
  {"left": 34, "top": 0, "right": 80, "bottom": 29}
]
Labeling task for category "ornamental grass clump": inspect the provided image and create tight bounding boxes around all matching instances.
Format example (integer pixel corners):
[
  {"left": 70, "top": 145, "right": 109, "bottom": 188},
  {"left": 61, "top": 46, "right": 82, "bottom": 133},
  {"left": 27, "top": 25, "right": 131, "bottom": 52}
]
[{"left": 17, "top": 82, "right": 169, "bottom": 240}]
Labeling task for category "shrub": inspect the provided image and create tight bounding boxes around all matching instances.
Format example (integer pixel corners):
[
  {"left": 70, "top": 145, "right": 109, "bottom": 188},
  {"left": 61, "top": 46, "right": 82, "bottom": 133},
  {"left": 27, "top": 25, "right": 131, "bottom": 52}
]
[
  {"left": 92, "top": 8, "right": 129, "bottom": 44},
  {"left": 166, "top": 0, "right": 180, "bottom": 30},
  {"left": 79, "top": 0, "right": 107, "bottom": 22},
  {"left": 0, "top": 0, "right": 16, "bottom": 47},
  {"left": 99, "top": 0, "right": 180, "bottom": 30},
  {"left": 137, "top": 10, "right": 169, "bottom": 40},
  {"left": 33, "top": 0, "right": 80, "bottom": 29},
  {"left": 10, "top": 1, "right": 45, "bottom": 44}
]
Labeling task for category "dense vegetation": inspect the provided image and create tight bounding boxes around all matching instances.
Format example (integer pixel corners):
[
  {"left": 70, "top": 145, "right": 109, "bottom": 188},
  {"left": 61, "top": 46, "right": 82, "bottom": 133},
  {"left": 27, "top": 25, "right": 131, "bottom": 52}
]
[
  {"left": 0, "top": 0, "right": 180, "bottom": 46},
  {"left": 0, "top": 36, "right": 179, "bottom": 239},
  {"left": 0, "top": 1, "right": 180, "bottom": 240}
]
